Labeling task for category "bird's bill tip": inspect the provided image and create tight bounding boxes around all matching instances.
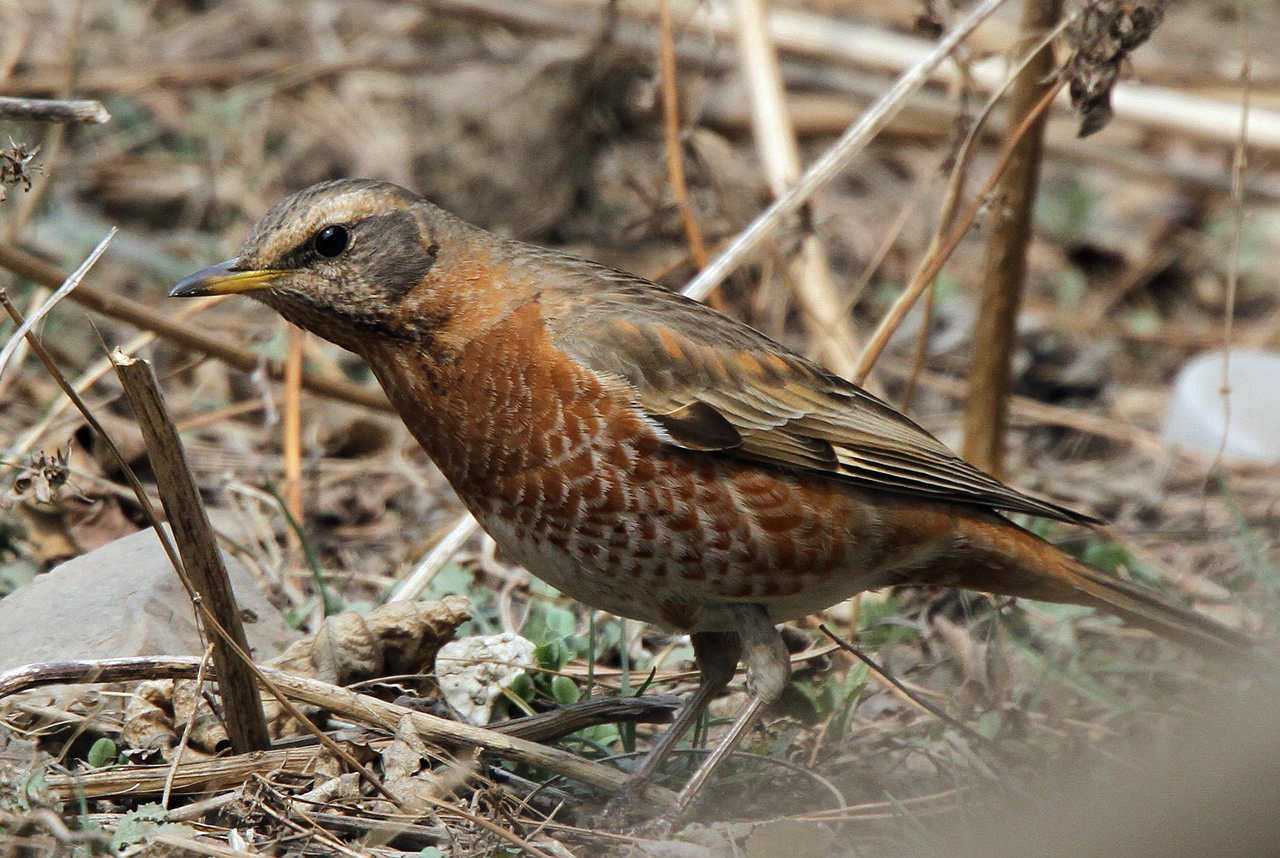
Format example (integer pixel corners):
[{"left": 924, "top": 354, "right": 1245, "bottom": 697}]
[{"left": 169, "top": 260, "right": 284, "bottom": 297}]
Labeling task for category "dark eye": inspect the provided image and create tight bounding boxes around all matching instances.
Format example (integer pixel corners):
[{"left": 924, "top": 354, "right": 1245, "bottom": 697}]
[{"left": 313, "top": 224, "right": 349, "bottom": 258}]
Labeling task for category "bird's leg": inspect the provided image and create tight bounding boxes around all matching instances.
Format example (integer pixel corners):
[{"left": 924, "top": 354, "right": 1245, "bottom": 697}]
[
  {"left": 629, "top": 630, "right": 742, "bottom": 786},
  {"left": 604, "top": 631, "right": 741, "bottom": 820},
  {"left": 671, "top": 603, "right": 788, "bottom": 819}
]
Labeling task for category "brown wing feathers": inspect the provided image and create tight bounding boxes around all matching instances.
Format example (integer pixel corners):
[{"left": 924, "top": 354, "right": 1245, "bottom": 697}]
[{"left": 546, "top": 269, "right": 1099, "bottom": 525}]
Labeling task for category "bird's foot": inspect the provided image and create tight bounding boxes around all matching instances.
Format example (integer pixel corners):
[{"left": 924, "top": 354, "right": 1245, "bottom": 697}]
[{"left": 596, "top": 773, "right": 669, "bottom": 830}]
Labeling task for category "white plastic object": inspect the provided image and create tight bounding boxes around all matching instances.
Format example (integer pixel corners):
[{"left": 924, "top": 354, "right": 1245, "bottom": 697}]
[{"left": 1162, "top": 350, "right": 1280, "bottom": 461}]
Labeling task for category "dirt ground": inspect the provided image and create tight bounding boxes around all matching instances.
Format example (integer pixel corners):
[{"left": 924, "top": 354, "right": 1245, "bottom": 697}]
[{"left": 1, "top": 1, "right": 1278, "bottom": 855}]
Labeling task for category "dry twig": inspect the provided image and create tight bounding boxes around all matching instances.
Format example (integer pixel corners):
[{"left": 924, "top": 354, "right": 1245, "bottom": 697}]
[
  {"left": 853, "top": 78, "right": 1066, "bottom": 384},
  {"left": 0, "top": 230, "right": 115, "bottom": 381},
  {"left": 1, "top": 655, "right": 679, "bottom": 803},
  {"left": 657, "top": 0, "right": 713, "bottom": 301},
  {"left": 961, "top": 0, "right": 1063, "bottom": 476},
  {"left": 682, "top": 0, "right": 1012, "bottom": 301},
  {"left": 0, "top": 95, "right": 109, "bottom": 124},
  {"left": 282, "top": 324, "right": 306, "bottom": 545},
  {"left": 732, "top": 0, "right": 856, "bottom": 375},
  {"left": 113, "top": 351, "right": 272, "bottom": 754},
  {"left": 1211, "top": 23, "right": 1251, "bottom": 473}
]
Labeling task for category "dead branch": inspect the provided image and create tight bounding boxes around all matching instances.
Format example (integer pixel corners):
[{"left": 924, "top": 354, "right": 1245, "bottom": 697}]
[
  {"left": 113, "top": 351, "right": 271, "bottom": 753},
  {"left": 0, "top": 96, "right": 109, "bottom": 124},
  {"left": 962, "top": 0, "right": 1063, "bottom": 476}
]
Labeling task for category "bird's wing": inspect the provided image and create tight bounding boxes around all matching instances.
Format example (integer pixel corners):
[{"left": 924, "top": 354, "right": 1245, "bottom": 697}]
[{"left": 542, "top": 267, "right": 1096, "bottom": 524}]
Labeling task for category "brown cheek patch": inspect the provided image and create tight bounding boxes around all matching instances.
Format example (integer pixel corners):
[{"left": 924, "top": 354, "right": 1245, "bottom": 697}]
[{"left": 354, "top": 210, "right": 439, "bottom": 301}]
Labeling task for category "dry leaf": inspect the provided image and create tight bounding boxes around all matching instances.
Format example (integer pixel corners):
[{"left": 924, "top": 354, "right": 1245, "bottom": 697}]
[
  {"left": 122, "top": 596, "right": 471, "bottom": 748},
  {"left": 434, "top": 633, "right": 536, "bottom": 726}
]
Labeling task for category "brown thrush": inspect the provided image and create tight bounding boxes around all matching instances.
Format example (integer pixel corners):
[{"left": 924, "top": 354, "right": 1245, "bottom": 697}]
[{"left": 171, "top": 179, "right": 1250, "bottom": 817}]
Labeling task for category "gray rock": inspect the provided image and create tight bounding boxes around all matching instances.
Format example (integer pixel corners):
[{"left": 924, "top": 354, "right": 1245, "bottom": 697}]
[{"left": 0, "top": 527, "right": 298, "bottom": 672}]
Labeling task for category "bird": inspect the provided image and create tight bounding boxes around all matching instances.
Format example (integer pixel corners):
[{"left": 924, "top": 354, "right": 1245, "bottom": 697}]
[{"left": 171, "top": 178, "right": 1251, "bottom": 817}]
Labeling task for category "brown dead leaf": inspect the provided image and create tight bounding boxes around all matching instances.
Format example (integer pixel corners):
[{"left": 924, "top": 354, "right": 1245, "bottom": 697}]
[
  {"left": 265, "top": 596, "right": 470, "bottom": 738},
  {"left": 121, "top": 679, "right": 217, "bottom": 760},
  {"left": 121, "top": 596, "right": 471, "bottom": 749},
  {"left": 1065, "top": 0, "right": 1168, "bottom": 136},
  {"left": 4, "top": 446, "right": 139, "bottom": 566},
  {"left": 370, "top": 714, "right": 449, "bottom": 816}
]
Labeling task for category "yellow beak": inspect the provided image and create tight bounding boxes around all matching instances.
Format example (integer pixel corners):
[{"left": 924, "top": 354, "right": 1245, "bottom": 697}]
[{"left": 169, "top": 259, "right": 286, "bottom": 297}]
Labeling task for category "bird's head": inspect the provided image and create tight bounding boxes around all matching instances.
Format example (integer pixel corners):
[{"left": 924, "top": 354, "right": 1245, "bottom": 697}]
[{"left": 170, "top": 178, "right": 447, "bottom": 350}]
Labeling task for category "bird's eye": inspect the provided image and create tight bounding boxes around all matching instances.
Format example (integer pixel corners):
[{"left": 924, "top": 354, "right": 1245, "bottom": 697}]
[{"left": 313, "top": 224, "right": 349, "bottom": 258}]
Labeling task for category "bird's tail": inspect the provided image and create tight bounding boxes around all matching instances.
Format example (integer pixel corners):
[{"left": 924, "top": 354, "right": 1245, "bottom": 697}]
[{"left": 940, "top": 514, "right": 1255, "bottom": 659}]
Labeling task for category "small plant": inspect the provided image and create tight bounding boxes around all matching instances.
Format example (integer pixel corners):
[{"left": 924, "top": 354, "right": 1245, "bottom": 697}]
[
  {"left": 794, "top": 660, "right": 870, "bottom": 743},
  {"left": 85, "top": 738, "right": 118, "bottom": 769},
  {"left": 515, "top": 601, "right": 625, "bottom": 750},
  {"left": 109, "top": 803, "right": 194, "bottom": 851},
  {"left": 855, "top": 596, "right": 920, "bottom": 647}
]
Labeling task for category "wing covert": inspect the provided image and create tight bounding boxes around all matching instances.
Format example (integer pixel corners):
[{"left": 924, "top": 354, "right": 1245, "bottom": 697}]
[{"left": 536, "top": 258, "right": 1097, "bottom": 525}]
